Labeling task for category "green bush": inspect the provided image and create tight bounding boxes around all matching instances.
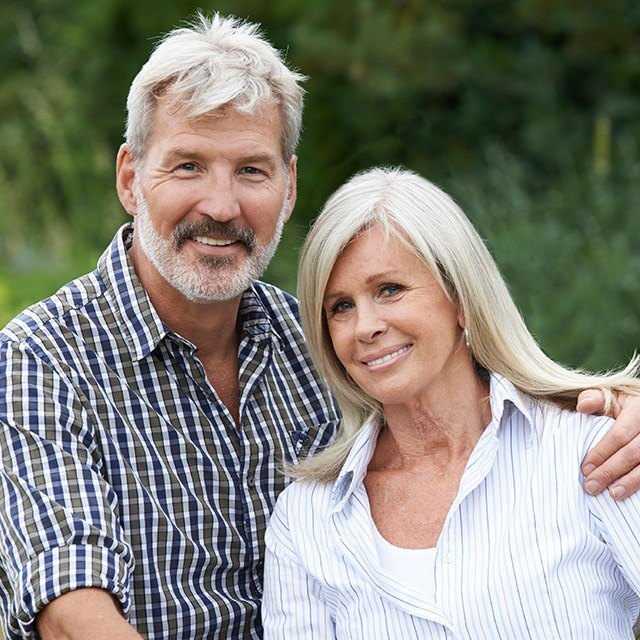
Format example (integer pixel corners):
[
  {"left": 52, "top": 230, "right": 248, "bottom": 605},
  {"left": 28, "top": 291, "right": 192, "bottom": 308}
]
[{"left": 1, "top": 0, "right": 638, "bottom": 374}]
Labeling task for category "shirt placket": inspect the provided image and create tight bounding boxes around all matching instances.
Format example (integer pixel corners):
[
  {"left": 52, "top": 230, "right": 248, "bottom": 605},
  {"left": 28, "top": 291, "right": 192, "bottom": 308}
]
[
  {"left": 435, "top": 425, "right": 501, "bottom": 637},
  {"left": 169, "top": 335, "right": 267, "bottom": 601},
  {"left": 235, "top": 332, "right": 275, "bottom": 593}
]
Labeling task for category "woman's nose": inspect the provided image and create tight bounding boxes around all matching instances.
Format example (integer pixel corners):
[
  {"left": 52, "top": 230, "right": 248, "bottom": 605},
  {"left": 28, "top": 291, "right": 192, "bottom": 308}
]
[{"left": 354, "top": 308, "right": 388, "bottom": 343}]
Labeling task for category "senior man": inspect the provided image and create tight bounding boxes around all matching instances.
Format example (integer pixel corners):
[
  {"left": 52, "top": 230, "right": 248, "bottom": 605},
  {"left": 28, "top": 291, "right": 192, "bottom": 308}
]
[{"left": 0, "top": 12, "right": 638, "bottom": 640}]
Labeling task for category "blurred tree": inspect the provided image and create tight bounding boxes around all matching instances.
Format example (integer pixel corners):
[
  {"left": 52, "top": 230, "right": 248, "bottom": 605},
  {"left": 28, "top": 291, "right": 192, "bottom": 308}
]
[{"left": 0, "top": 0, "right": 638, "bottom": 371}]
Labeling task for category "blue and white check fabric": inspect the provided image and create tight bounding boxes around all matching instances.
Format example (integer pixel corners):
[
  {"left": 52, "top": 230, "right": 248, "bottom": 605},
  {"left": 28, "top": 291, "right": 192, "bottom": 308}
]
[{"left": 0, "top": 224, "right": 339, "bottom": 639}]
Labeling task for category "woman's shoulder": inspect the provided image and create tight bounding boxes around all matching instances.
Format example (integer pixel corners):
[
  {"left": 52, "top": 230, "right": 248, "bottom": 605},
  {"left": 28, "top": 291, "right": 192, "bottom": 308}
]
[
  {"left": 266, "top": 478, "right": 336, "bottom": 564},
  {"left": 534, "top": 398, "right": 614, "bottom": 457},
  {"left": 270, "top": 478, "right": 335, "bottom": 532},
  {"left": 491, "top": 374, "right": 614, "bottom": 452}
]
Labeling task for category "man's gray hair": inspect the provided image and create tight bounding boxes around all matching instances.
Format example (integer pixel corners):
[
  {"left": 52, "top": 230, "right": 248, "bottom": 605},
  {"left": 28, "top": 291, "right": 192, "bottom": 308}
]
[{"left": 125, "top": 12, "right": 306, "bottom": 161}]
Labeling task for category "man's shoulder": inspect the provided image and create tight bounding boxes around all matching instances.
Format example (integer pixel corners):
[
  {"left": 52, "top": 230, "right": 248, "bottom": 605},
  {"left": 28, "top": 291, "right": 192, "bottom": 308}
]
[
  {"left": 0, "top": 268, "right": 105, "bottom": 351},
  {"left": 252, "top": 281, "right": 299, "bottom": 316},
  {"left": 251, "top": 281, "right": 304, "bottom": 339}
]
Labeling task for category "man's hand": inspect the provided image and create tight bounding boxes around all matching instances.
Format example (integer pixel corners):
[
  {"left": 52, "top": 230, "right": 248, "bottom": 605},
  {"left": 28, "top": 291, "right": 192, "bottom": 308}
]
[{"left": 579, "top": 390, "right": 640, "bottom": 500}]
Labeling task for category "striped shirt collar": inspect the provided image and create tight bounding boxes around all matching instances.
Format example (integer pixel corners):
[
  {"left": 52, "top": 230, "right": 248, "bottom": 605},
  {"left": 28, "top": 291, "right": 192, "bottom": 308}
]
[
  {"left": 330, "top": 373, "right": 538, "bottom": 512},
  {"left": 98, "top": 223, "right": 285, "bottom": 362}
]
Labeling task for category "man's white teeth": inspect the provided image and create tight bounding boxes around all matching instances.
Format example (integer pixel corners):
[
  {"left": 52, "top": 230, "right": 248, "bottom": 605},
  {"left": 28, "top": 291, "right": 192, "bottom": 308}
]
[
  {"left": 194, "top": 236, "right": 235, "bottom": 246},
  {"left": 365, "top": 345, "right": 411, "bottom": 367}
]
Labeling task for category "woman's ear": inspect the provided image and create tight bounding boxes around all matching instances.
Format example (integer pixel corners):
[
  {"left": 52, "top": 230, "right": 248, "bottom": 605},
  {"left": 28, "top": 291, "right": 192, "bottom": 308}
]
[{"left": 458, "top": 311, "right": 471, "bottom": 350}]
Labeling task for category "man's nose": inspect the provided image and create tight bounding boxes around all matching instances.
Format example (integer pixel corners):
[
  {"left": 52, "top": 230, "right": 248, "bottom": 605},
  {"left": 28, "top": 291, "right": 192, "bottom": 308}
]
[{"left": 195, "top": 173, "right": 242, "bottom": 222}]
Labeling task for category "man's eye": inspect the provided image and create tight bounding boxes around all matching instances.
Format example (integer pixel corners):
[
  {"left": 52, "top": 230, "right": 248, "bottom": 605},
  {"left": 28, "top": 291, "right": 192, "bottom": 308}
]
[
  {"left": 178, "top": 163, "right": 197, "bottom": 172},
  {"left": 241, "top": 166, "right": 262, "bottom": 176}
]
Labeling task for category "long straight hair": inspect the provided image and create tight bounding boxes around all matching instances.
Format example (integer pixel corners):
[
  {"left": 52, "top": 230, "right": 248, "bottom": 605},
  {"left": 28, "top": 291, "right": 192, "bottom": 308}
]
[{"left": 294, "top": 167, "right": 640, "bottom": 482}]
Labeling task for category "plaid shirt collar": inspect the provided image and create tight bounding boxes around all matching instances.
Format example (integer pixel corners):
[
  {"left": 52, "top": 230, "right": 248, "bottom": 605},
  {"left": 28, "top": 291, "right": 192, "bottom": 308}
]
[{"left": 98, "top": 223, "right": 283, "bottom": 362}]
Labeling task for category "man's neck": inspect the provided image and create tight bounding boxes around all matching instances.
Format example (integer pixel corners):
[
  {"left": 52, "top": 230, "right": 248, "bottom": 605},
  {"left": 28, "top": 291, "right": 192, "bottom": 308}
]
[
  {"left": 132, "top": 254, "right": 244, "bottom": 424},
  {"left": 159, "top": 293, "right": 242, "bottom": 360},
  {"left": 129, "top": 241, "right": 243, "bottom": 361}
]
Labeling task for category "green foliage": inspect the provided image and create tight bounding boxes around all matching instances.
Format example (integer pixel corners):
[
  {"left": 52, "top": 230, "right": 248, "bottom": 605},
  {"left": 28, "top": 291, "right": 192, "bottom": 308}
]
[
  {"left": 448, "top": 142, "right": 640, "bottom": 371},
  {"left": 1, "top": 0, "right": 638, "bottom": 372}
]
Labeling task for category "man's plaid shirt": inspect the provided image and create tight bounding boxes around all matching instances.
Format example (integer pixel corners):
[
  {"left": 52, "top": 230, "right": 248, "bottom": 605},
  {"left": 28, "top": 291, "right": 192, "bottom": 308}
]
[{"left": 0, "top": 224, "right": 339, "bottom": 639}]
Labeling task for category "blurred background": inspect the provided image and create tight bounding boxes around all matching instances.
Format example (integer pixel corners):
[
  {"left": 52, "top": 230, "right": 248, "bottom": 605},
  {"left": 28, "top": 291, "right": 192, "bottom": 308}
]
[{"left": 1, "top": 0, "right": 639, "bottom": 371}]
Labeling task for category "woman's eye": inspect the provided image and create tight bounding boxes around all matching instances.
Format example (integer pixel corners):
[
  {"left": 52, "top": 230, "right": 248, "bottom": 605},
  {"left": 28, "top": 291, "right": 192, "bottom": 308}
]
[
  {"left": 329, "top": 300, "right": 353, "bottom": 315},
  {"left": 380, "top": 283, "right": 403, "bottom": 296},
  {"left": 178, "top": 162, "right": 197, "bottom": 172}
]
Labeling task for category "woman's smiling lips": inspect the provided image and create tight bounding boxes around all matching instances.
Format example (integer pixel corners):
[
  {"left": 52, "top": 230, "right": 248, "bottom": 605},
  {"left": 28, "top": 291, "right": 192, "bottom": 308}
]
[{"left": 361, "top": 344, "right": 413, "bottom": 368}]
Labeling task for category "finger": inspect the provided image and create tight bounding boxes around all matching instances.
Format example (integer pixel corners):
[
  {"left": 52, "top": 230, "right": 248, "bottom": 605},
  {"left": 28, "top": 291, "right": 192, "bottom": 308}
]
[
  {"left": 580, "top": 411, "right": 639, "bottom": 476},
  {"left": 583, "top": 435, "right": 640, "bottom": 496},
  {"left": 608, "top": 465, "right": 640, "bottom": 501},
  {"left": 576, "top": 389, "right": 605, "bottom": 415}
]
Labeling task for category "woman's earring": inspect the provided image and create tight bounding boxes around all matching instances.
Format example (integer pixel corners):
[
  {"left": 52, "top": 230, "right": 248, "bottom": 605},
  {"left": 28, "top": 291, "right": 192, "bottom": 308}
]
[{"left": 463, "top": 327, "right": 471, "bottom": 349}]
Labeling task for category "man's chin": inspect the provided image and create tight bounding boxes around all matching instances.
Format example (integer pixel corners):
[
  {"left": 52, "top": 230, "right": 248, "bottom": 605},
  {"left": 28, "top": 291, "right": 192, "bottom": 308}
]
[{"left": 168, "top": 263, "right": 257, "bottom": 304}]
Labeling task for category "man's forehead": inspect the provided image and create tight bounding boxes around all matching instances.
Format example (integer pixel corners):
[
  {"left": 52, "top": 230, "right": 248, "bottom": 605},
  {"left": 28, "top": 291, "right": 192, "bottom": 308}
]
[
  {"left": 148, "top": 96, "right": 284, "bottom": 149},
  {"left": 154, "top": 89, "right": 279, "bottom": 126}
]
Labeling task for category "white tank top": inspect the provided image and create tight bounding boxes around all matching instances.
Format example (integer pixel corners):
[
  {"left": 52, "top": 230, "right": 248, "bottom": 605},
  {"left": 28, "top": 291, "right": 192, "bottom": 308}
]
[{"left": 371, "top": 521, "right": 437, "bottom": 599}]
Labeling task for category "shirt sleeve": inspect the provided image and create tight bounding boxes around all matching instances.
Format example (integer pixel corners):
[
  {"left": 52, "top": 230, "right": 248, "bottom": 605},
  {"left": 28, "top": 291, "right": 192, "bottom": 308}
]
[
  {"left": 263, "top": 486, "right": 336, "bottom": 640},
  {"left": 0, "top": 341, "right": 134, "bottom": 639},
  {"left": 583, "top": 420, "right": 640, "bottom": 595}
]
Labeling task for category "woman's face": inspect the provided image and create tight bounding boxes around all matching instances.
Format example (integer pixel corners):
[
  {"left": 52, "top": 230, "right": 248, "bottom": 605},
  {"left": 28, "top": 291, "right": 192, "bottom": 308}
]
[{"left": 323, "top": 227, "right": 469, "bottom": 410}]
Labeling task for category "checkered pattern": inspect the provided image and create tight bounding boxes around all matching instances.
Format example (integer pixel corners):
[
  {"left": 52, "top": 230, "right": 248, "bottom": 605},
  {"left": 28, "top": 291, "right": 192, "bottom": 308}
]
[{"left": 0, "top": 224, "right": 339, "bottom": 639}]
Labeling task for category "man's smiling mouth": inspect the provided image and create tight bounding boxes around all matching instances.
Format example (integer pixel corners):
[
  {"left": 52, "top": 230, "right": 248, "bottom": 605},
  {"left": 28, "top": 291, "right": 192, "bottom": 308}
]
[{"left": 194, "top": 236, "right": 236, "bottom": 247}]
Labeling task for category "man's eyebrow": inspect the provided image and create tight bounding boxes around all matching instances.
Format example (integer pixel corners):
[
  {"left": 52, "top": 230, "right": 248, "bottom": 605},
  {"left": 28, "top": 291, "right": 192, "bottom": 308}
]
[
  {"left": 160, "top": 149, "right": 280, "bottom": 171},
  {"left": 238, "top": 154, "right": 279, "bottom": 171},
  {"left": 161, "top": 147, "right": 207, "bottom": 165}
]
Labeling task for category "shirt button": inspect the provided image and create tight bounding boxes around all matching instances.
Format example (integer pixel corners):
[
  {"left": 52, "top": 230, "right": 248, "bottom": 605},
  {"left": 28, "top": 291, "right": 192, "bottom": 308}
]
[
  {"left": 246, "top": 476, "right": 256, "bottom": 488},
  {"left": 444, "top": 553, "right": 453, "bottom": 564}
]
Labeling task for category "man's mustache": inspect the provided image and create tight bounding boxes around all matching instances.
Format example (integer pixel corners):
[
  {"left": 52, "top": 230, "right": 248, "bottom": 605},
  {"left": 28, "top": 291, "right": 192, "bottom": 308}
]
[{"left": 172, "top": 219, "right": 257, "bottom": 253}]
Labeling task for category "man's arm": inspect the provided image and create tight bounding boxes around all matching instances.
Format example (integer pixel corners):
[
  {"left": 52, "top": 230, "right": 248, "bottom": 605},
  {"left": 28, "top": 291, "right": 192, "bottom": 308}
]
[
  {"left": 578, "top": 390, "right": 640, "bottom": 500},
  {"left": 0, "top": 342, "right": 134, "bottom": 636},
  {"left": 38, "top": 589, "right": 144, "bottom": 640}
]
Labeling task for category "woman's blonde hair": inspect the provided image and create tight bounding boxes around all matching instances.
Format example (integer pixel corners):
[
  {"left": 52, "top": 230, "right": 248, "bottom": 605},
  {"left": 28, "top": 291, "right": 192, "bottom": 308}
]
[{"left": 294, "top": 167, "right": 640, "bottom": 481}]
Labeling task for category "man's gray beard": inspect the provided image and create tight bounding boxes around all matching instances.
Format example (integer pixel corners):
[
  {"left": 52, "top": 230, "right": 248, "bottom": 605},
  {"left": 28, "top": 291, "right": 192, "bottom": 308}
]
[{"left": 133, "top": 187, "right": 287, "bottom": 303}]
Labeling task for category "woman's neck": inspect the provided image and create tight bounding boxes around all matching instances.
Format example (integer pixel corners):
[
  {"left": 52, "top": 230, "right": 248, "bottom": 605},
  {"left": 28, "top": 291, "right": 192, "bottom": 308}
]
[{"left": 372, "top": 368, "right": 491, "bottom": 472}]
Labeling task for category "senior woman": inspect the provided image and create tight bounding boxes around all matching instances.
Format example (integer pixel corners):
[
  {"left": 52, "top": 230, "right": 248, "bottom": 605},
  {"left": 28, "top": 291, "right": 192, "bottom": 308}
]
[{"left": 263, "top": 167, "right": 640, "bottom": 639}]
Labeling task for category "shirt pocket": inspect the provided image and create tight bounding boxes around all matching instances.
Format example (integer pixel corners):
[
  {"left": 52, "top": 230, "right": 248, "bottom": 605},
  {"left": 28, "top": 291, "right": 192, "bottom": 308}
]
[{"left": 288, "top": 417, "right": 339, "bottom": 463}]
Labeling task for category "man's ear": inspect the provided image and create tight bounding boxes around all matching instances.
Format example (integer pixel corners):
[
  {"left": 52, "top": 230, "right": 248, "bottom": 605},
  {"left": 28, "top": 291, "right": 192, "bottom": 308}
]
[
  {"left": 283, "top": 155, "right": 297, "bottom": 223},
  {"left": 116, "top": 144, "right": 140, "bottom": 216}
]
